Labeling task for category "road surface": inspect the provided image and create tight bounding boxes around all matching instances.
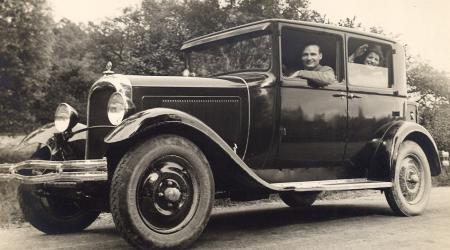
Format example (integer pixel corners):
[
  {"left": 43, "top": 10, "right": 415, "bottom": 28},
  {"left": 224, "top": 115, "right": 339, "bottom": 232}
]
[{"left": 1, "top": 187, "right": 450, "bottom": 249}]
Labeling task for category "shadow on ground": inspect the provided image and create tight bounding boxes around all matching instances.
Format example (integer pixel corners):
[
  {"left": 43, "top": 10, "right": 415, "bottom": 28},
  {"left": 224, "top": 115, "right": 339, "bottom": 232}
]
[
  {"left": 68, "top": 200, "right": 394, "bottom": 250},
  {"left": 206, "top": 202, "right": 393, "bottom": 232}
]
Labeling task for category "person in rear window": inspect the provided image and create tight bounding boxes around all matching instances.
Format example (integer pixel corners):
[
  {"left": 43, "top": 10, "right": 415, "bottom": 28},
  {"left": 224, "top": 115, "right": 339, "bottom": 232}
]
[
  {"left": 349, "top": 44, "right": 384, "bottom": 67},
  {"left": 288, "top": 44, "right": 336, "bottom": 88}
]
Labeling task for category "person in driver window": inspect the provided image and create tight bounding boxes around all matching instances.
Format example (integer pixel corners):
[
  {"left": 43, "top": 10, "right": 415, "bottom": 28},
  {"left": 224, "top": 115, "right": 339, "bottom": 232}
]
[
  {"left": 289, "top": 44, "right": 336, "bottom": 88},
  {"left": 349, "top": 44, "right": 384, "bottom": 67}
]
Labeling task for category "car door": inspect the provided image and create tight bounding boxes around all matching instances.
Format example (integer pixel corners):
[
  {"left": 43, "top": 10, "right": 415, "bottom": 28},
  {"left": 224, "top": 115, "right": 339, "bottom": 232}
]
[
  {"left": 345, "top": 36, "right": 405, "bottom": 174},
  {"left": 268, "top": 25, "right": 353, "bottom": 183}
]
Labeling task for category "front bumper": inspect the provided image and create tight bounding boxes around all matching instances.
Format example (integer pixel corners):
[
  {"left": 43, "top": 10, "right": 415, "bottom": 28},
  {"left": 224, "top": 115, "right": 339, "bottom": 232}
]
[{"left": 0, "top": 159, "right": 107, "bottom": 184}]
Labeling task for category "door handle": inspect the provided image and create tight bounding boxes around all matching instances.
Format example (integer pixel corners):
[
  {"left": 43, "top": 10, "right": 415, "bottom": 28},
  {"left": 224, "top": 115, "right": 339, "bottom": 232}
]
[
  {"left": 332, "top": 92, "right": 346, "bottom": 98},
  {"left": 348, "top": 93, "right": 362, "bottom": 99}
]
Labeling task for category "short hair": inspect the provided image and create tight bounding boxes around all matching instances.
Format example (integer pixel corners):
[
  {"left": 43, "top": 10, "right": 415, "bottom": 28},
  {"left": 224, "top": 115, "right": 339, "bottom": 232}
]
[{"left": 302, "top": 43, "right": 322, "bottom": 54}]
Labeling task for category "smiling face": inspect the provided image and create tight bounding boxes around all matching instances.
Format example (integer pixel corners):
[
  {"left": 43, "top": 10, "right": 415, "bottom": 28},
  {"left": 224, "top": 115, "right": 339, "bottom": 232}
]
[
  {"left": 301, "top": 45, "right": 322, "bottom": 70},
  {"left": 364, "top": 51, "right": 380, "bottom": 66}
]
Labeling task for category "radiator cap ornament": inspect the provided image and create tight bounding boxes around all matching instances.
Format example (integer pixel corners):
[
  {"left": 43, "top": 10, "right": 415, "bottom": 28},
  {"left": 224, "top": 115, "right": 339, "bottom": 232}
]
[{"left": 103, "top": 61, "right": 114, "bottom": 75}]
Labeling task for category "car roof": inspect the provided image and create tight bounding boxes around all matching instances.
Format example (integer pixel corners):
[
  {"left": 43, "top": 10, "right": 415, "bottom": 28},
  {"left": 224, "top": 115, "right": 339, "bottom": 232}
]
[{"left": 181, "top": 19, "right": 397, "bottom": 51}]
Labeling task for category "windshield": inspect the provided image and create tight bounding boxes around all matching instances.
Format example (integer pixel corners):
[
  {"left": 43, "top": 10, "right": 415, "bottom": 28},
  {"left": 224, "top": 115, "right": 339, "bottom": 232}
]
[{"left": 187, "top": 32, "right": 272, "bottom": 77}]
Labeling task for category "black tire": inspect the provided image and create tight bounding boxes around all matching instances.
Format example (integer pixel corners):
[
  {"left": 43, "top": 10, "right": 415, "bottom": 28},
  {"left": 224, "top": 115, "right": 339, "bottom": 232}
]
[
  {"left": 279, "top": 191, "right": 320, "bottom": 207},
  {"left": 18, "top": 184, "right": 100, "bottom": 234},
  {"left": 385, "top": 141, "right": 431, "bottom": 216},
  {"left": 18, "top": 147, "right": 99, "bottom": 234},
  {"left": 110, "top": 135, "right": 214, "bottom": 250}
]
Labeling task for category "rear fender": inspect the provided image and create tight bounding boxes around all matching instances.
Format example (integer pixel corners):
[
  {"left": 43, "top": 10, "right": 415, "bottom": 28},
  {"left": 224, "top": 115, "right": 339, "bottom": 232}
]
[
  {"left": 368, "top": 121, "right": 441, "bottom": 180},
  {"left": 104, "top": 108, "right": 272, "bottom": 190}
]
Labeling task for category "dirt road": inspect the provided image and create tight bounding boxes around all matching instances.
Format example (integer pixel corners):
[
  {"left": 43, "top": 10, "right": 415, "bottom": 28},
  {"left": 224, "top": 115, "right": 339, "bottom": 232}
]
[{"left": 1, "top": 187, "right": 450, "bottom": 250}]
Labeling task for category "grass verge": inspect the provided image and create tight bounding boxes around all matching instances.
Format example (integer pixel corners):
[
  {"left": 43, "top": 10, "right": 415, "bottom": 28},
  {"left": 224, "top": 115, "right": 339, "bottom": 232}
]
[{"left": 0, "top": 135, "right": 32, "bottom": 227}]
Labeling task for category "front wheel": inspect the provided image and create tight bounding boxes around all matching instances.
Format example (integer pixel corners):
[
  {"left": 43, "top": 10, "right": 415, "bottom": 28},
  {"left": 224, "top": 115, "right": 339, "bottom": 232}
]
[
  {"left": 18, "top": 184, "right": 100, "bottom": 234},
  {"left": 110, "top": 135, "right": 214, "bottom": 249},
  {"left": 385, "top": 141, "right": 431, "bottom": 216},
  {"left": 17, "top": 147, "right": 100, "bottom": 234}
]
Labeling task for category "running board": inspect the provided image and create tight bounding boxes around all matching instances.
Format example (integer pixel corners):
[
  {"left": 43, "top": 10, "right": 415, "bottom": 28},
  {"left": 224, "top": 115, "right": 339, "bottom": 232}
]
[{"left": 272, "top": 178, "right": 392, "bottom": 192}]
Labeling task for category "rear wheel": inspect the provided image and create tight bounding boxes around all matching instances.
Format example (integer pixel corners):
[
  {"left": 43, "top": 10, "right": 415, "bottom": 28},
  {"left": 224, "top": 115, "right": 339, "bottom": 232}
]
[
  {"left": 385, "top": 141, "right": 431, "bottom": 216},
  {"left": 110, "top": 135, "right": 214, "bottom": 249},
  {"left": 279, "top": 191, "right": 320, "bottom": 207}
]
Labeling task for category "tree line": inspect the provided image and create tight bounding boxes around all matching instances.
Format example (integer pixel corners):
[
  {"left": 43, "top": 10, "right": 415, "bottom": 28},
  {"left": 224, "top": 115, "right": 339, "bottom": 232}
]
[{"left": 0, "top": 0, "right": 449, "bottom": 151}]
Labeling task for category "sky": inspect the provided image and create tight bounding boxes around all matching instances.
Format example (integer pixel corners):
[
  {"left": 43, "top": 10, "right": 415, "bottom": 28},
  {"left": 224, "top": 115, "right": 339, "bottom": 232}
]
[{"left": 48, "top": 0, "right": 450, "bottom": 72}]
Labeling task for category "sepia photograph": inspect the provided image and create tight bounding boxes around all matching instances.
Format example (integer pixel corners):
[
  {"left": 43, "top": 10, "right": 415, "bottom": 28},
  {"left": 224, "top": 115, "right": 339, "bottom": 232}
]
[{"left": 0, "top": 0, "right": 449, "bottom": 249}]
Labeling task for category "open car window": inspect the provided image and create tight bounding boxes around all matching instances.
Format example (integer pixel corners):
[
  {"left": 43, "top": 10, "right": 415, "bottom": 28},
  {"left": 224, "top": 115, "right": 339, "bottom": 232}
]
[
  {"left": 347, "top": 38, "right": 393, "bottom": 88},
  {"left": 281, "top": 27, "right": 343, "bottom": 85}
]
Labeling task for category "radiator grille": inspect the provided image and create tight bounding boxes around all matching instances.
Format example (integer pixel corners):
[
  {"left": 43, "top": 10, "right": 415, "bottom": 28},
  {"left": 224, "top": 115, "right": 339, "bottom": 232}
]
[{"left": 86, "top": 86, "right": 115, "bottom": 159}]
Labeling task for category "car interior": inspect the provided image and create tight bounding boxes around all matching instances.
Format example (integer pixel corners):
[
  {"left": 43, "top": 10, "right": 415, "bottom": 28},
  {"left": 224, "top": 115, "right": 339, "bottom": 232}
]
[{"left": 281, "top": 27, "right": 342, "bottom": 81}]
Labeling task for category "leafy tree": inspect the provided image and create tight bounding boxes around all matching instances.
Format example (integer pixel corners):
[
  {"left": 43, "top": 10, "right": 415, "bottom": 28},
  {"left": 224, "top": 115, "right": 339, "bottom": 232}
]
[
  {"left": 38, "top": 19, "right": 99, "bottom": 124},
  {"left": 178, "top": 0, "right": 228, "bottom": 38},
  {"left": 87, "top": 0, "right": 325, "bottom": 76},
  {"left": 429, "top": 104, "right": 450, "bottom": 150},
  {"left": 0, "top": 0, "right": 53, "bottom": 132},
  {"left": 406, "top": 59, "right": 450, "bottom": 152},
  {"left": 336, "top": 16, "right": 364, "bottom": 30},
  {"left": 88, "top": 1, "right": 186, "bottom": 76},
  {"left": 222, "top": 0, "right": 325, "bottom": 26},
  {"left": 407, "top": 62, "right": 449, "bottom": 103}
]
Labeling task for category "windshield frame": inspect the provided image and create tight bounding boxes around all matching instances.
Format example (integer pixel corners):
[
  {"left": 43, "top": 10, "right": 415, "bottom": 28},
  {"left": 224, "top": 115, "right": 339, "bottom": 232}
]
[
  {"left": 182, "top": 22, "right": 274, "bottom": 77},
  {"left": 181, "top": 22, "right": 272, "bottom": 51},
  {"left": 185, "top": 30, "right": 273, "bottom": 77}
]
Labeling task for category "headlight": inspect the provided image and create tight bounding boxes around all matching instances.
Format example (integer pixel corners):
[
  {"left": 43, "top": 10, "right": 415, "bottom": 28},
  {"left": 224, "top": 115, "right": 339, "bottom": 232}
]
[
  {"left": 54, "top": 103, "right": 79, "bottom": 132},
  {"left": 107, "top": 92, "right": 127, "bottom": 125}
]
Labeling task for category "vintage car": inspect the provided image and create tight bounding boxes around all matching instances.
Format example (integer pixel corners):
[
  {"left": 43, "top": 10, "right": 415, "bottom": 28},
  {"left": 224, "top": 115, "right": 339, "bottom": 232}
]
[{"left": 1, "top": 19, "right": 448, "bottom": 249}]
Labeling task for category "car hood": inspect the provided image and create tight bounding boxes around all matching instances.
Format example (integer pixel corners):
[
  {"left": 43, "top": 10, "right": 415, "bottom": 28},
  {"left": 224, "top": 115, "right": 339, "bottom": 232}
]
[{"left": 126, "top": 75, "right": 247, "bottom": 89}]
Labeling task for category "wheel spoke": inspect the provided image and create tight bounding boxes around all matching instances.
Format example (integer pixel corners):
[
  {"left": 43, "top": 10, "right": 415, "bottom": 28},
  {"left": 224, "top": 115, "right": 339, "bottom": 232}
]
[{"left": 398, "top": 154, "right": 424, "bottom": 204}]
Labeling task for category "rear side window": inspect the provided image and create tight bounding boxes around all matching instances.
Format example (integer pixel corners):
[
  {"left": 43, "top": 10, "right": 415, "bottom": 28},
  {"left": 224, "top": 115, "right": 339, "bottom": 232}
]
[{"left": 347, "top": 38, "right": 393, "bottom": 88}]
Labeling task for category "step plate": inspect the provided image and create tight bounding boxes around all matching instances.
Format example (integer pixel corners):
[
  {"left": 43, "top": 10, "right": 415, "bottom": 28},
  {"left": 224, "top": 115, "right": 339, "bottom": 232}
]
[{"left": 272, "top": 178, "right": 392, "bottom": 192}]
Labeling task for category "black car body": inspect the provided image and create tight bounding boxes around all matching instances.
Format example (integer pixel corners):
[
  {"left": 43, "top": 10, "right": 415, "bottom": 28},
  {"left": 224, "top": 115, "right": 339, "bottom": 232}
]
[{"left": 1, "top": 19, "right": 448, "bottom": 249}]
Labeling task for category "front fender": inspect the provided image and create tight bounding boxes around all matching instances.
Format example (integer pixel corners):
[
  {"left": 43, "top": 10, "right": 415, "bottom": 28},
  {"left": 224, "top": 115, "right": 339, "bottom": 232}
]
[
  {"left": 104, "top": 108, "right": 275, "bottom": 190},
  {"left": 20, "top": 123, "right": 87, "bottom": 147},
  {"left": 105, "top": 108, "right": 238, "bottom": 153},
  {"left": 369, "top": 120, "right": 441, "bottom": 180},
  {"left": 18, "top": 123, "right": 87, "bottom": 160},
  {"left": 105, "top": 108, "right": 184, "bottom": 144}
]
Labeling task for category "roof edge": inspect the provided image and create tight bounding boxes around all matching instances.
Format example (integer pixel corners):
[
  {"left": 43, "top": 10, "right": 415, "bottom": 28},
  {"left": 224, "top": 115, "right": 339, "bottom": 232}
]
[{"left": 181, "top": 19, "right": 398, "bottom": 51}]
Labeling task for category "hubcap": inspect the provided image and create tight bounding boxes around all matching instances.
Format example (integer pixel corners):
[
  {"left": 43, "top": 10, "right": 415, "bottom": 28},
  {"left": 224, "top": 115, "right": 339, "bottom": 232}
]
[
  {"left": 164, "top": 187, "right": 181, "bottom": 202},
  {"left": 136, "top": 155, "right": 199, "bottom": 233},
  {"left": 398, "top": 154, "right": 424, "bottom": 204}
]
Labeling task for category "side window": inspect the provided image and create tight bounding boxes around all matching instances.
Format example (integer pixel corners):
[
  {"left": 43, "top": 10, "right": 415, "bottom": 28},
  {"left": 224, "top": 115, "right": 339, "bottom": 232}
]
[
  {"left": 347, "top": 38, "right": 393, "bottom": 88},
  {"left": 281, "top": 27, "right": 343, "bottom": 86}
]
